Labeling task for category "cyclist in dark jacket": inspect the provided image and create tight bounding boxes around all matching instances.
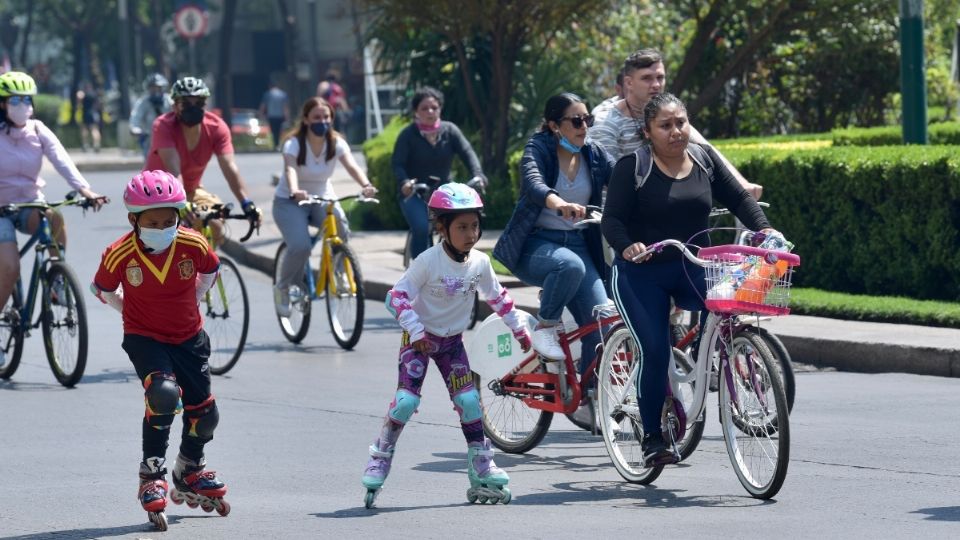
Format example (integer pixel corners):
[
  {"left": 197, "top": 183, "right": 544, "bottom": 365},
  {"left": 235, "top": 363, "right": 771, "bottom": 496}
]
[{"left": 493, "top": 93, "right": 614, "bottom": 373}]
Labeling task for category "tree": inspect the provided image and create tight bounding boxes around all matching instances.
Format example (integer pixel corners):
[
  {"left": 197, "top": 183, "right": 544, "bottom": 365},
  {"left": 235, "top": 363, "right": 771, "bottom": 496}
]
[
  {"left": 216, "top": 0, "right": 238, "bottom": 127},
  {"left": 364, "top": 0, "right": 613, "bottom": 178}
]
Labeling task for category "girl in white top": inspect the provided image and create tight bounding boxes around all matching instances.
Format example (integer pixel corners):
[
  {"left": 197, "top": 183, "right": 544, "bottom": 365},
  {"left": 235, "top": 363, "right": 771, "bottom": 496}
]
[
  {"left": 361, "top": 184, "right": 531, "bottom": 507},
  {"left": 272, "top": 96, "right": 377, "bottom": 317}
]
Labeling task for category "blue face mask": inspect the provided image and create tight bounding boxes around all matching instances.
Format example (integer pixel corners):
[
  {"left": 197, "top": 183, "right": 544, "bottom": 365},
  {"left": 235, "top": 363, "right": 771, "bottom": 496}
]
[
  {"left": 310, "top": 121, "right": 330, "bottom": 137},
  {"left": 558, "top": 134, "right": 581, "bottom": 153},
  {"left": 139, "top": 224, "right": 178, "bottom": 253}
]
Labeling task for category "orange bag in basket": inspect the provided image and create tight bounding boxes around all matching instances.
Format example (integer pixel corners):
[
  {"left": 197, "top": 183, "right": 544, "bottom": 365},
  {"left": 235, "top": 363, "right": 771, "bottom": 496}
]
[{"left": 734, "top": 259, "right": 789, "bottom": 304}]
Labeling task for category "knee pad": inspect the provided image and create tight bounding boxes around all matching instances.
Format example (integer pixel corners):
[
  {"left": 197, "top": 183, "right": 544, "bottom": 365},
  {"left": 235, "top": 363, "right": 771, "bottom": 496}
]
[
  {"left": 183, "top": 396, "right": 219, "bottom": 439},
  {"left": 453, "top": 389, "right": 482, "bottom": 424},
  {"left": 143, "top": 372, "right": 182, "bottom": 428},
  {"left": 387, "top": 389, "right": 420, "bottom": 424}
]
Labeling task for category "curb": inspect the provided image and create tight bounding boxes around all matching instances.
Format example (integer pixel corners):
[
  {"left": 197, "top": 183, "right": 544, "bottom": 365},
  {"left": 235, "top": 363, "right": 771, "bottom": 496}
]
[{"left": 221, "top": 239, "right": 959, "bottom": 379}]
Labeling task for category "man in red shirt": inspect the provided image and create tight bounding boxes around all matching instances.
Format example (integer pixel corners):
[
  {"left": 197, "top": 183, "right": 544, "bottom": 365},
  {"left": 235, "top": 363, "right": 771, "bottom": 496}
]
[
  {"left": 146, "top": 76, "right": 261, "bottom": 245},
  {"left": 91, "top": 170, "right": 230, "bottom": 530}
]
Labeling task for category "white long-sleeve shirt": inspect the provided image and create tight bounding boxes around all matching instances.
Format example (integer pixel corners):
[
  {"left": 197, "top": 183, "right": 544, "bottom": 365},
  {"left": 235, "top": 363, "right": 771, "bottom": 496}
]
[{"left": 390, "top": 244, "right": 514, "bottom": 339}]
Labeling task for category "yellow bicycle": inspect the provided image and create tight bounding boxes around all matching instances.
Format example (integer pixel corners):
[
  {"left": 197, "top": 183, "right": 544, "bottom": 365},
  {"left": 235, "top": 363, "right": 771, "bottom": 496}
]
[
  {"left": 272, "top": 194, "right": 376, "bottom": 349},
  {"left": 187, "top": 202, "right": 258, "bottom": 375}
]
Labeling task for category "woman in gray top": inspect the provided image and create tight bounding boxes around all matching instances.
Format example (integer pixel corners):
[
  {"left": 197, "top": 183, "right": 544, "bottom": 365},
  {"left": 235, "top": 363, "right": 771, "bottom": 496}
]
[{"left": 392, "top": 87, "right": 485, "bottom": 261}]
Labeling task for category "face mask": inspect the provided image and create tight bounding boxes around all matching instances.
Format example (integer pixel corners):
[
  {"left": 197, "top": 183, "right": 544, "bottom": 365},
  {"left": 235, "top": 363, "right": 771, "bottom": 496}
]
[
  {"left": 416, "top": 119, "right": 441, "bottom": 133},
  {"left": 5, "top": 103, "right": 32, "bottom": 126},
  {"left": 179, "top": 104, "right": 204, "bottom": 127},
  {"left": 149, "top": 93, "right": 164, "bottom": 105},
  {"left": 558, "top": 134, "right": 581, "bottom": 153},
  {"left": 310, "top": 121, "right": 330, "bottom": 136},
  {"left": 139, "top": 224, "right": 178, "bottom": 253}
]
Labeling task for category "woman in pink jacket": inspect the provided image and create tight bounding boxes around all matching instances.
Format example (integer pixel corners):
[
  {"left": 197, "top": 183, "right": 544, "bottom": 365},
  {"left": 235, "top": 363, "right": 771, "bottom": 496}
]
[{"left": 0, "top": 71, "right": 104, "bottom": 362}]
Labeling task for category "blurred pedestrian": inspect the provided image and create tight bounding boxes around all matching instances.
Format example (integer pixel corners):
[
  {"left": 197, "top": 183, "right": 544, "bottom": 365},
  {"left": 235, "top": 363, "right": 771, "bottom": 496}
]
[
  {"left": 77, "top": 82, "right": 101, "bottom": 153},
  {"left": 259, "top": 82, "right": 289, "bottom": 151},
  {"left": 317, "top": 72, "right": 350, "bottom": 133},
  {"left": 130, "top": 73, "right": 173, "bottom": 159}
]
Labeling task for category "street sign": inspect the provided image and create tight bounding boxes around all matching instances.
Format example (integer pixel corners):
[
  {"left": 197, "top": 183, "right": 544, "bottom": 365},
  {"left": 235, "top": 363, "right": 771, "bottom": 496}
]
[{"left": 173, "top": 4, "right": 208, "bottom": 40}]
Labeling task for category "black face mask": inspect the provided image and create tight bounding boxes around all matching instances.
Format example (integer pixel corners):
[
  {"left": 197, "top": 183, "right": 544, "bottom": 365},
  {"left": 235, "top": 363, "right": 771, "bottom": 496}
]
[{"left": 179, "top": 104, "right": 204, "bottom": 127}]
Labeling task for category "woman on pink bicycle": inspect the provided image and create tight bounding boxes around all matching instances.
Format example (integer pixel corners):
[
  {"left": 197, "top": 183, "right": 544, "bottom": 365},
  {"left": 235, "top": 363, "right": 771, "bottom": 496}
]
[{"left": 600, "top": 93, "right": 777, "bottom": 467}]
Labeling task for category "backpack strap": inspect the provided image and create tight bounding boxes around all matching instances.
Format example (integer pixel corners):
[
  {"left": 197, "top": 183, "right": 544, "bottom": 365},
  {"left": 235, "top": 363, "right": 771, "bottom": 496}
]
[{"left": 632, "top": 145, "right": 654, "bottom": 190}]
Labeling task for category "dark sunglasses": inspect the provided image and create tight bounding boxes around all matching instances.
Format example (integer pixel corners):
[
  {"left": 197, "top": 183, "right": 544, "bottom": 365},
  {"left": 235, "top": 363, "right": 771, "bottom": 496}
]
[
  {"left": 7, "top": 95, "right": 32, "bottom": 106},
  {"left": 561, "top": 114, "right": 595, "bottom": 129}
]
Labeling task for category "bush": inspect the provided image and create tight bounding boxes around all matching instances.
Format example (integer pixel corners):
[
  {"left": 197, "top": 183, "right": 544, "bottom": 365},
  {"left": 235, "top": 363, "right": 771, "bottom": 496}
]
[
  {"left": 725, "top": 145, "right": 960, "bottom": 301},
  {"left": 355, "top": 116, "right": 410, "bottom": 230},
  {"left": 831, "top": 121, "right": 960, "bottom": 146},
  {"left": 31, "top": 94, "right": 62, "bottom": 127}
]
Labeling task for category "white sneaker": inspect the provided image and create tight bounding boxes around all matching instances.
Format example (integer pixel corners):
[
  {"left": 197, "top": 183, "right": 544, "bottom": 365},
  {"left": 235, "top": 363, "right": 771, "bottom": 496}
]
[
  {"left": 532, "top": 325, "right": 565, "bottom": 360},
  {"left": 274, "top": 285, "right": 291, "bottom": 317}
]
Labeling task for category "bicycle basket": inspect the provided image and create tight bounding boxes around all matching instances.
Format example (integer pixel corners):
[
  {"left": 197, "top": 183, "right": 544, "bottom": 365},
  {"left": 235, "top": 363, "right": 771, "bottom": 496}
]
[{"left": 698, "top": 244, "right": 801, "bottom": 316}]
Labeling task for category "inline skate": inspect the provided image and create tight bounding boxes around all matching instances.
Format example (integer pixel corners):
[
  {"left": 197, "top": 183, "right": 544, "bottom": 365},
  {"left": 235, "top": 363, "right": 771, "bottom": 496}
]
[
  {"left": 169, "top": 455, "right": 231, "bottom": 516},
  {"left": 467, "top": 439, "right": 511, "bottom": 504},
  {"left": 361, "top": 440, "right": 395, "bottom": 509},
  {"left": 138, "top": 457, "right": 169, "bottom": 531}
]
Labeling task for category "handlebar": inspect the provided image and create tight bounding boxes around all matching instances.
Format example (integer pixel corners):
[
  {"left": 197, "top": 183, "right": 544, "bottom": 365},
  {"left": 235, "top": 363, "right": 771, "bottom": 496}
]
[
  {"left": 554, "top": 204, "right": 603, "bottom": 228},
  {"left": 404, "top": 176, "right": 485, "bottom": 201},
  {"left": 0, "top": 191, "right": 110, "bottom": 217},
  {"left": 298, "top": 193, "right": 381, "bottom": 206},
  {"left": 709, "top": 201, "right": 769, "bottom": 218},
  {"left": 633, "top": 230, "right": 784, "bottom": 265},
  {"left": 192, "top": 202, "right": 259, "bottom": 243}
]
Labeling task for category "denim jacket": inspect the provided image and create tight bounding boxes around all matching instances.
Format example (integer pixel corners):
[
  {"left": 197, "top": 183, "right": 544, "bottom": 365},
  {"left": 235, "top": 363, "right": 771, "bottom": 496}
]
[{"left": 493, "top": 131, "right": 614, "bottom": 280}]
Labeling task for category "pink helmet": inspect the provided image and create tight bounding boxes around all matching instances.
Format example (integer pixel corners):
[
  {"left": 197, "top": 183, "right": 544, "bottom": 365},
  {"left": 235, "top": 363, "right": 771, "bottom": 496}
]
[
  {"left": 123, "top": 170, "right": 187, "bottom": 213},
  {"left": 427, "top": 183, "right": 483, "bottom": 216}
]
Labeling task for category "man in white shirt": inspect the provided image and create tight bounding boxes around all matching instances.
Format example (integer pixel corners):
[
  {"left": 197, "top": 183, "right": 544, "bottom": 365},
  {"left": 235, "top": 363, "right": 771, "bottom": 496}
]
[{"left": 588, "top": 49, "right": 762, "bottom": 199}]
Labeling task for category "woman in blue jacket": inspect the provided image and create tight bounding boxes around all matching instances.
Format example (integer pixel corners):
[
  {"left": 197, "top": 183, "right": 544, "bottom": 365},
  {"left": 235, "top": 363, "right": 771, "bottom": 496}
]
[{"left": 493, "top": 93, "right": 614, "bottom": 372}]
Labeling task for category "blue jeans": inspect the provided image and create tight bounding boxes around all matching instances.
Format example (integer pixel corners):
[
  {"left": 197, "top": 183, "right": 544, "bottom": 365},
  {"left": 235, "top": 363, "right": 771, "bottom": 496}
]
[
  {"left": 610, "top": 258, "right": 706, "bottom": 435},
  {"left": 399, "top": 194, "right": 430, "bottom": 260},
  {"left": 513, "top": 229, "right": 609, "bottom": 373}
]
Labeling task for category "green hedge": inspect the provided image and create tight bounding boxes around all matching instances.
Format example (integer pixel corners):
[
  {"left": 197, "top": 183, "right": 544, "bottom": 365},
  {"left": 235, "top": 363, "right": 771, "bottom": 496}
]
[
  {"left": 726, "top": 145, "right": 960, "bottom": 301},
  {"left": 791, "top": 288, "right": 960, "bottom": 328},
  {"left": 832, "top": 121, "right": 960, "bottom": 146}
]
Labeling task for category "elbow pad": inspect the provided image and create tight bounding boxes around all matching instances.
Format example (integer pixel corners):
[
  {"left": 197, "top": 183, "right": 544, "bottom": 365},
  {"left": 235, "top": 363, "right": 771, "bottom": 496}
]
[{"left": 385, "top": 289, "right": 425, "bottom": 341}]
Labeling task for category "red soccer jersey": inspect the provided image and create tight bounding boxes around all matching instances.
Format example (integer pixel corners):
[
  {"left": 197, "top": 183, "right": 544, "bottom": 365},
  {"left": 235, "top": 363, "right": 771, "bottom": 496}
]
[
  {"left": 145, "top": 111, "right": 234, "bottom": 192},
  {"left": 93, "top": 227, "right": 220, "bottom": 344}
]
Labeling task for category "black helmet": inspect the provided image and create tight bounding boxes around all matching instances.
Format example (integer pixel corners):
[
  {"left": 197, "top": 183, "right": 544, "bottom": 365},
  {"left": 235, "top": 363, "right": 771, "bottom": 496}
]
[{"left": 170, "top": 76, "right": 210, "bottom": 99}]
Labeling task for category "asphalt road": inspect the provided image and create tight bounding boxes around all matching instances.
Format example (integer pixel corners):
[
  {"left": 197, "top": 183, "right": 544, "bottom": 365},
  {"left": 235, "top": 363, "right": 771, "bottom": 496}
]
[{"left": 1, "top": 156, "right": 958, "bottom": 539}]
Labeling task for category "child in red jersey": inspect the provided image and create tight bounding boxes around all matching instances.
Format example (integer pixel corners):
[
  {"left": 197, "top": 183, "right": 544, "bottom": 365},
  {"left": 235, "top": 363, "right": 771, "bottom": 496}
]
[{"left": 90, "top": 170, "right": 229, "bottom": 531}]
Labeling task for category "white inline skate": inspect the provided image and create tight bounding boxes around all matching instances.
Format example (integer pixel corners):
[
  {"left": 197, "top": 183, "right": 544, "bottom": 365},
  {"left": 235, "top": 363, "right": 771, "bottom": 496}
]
[
  {"left": 467, "top": 439, "right": 511, "bottom": 504},
  {"left": 361, "top": 440, "right": 394, "bottom": 509}
]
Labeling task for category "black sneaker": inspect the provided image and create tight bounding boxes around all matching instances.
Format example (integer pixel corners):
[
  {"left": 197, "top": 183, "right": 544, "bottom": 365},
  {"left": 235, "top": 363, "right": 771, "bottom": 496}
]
[{"left": 641, "top": 432, "right": 678, "bottom": 467}]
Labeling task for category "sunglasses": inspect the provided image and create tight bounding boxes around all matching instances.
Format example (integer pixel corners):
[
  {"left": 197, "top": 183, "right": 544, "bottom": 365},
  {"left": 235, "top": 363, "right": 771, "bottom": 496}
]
[
  {"left": 7, "top": 96, "right": 32, "bottom": 106},
  {"left": 561, "top": 114, "right": 595, "bottom": 129}
]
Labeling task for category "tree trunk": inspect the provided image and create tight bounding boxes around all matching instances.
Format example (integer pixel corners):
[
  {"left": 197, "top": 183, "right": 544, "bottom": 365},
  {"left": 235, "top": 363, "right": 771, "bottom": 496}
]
[
  {"left": 18, "top": 1, "right": 35, "bottom": 68},
  {"left": 216, "top": 0, "right": 238, "bottom": 127},
  {"left": 276, "top": 0, "right": 299, "bottom": 105},
  {"left": 671, "top": 1, "right": 723, "bottom": 96},
  {"left": 69, "top": 32, "right": 83, "bottom": 126}
]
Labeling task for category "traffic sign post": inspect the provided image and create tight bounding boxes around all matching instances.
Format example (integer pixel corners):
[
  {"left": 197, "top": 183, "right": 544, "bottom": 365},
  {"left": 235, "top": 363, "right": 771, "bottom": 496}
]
[{"left": 173, "top": 4, "right": 209, "bottom": 74}]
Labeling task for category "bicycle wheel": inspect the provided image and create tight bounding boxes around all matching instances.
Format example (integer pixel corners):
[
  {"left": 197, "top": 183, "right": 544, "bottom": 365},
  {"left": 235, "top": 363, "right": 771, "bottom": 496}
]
[
  {"left": 0, "top": 289, "right": 25, "bottom": 380},
  {"left": 718, "top": 332, "right": 790, "bottom": 499},
  {"left": 474, "top": 370, "right": 553, "bottom": 454},
  {"left": 671, "top": 347, "right": 706, "bottom": 461},
  {"left": 273, "top": 242, "right": 312, "bottom": 343},
  {"left": 203, "top": 257, "right": 249, "bottom": 376},
  {"left": 741, "top": 325, "right": 796, "bottom": 413},
  {"left": 41, "top": 262, "right": 87, "bottom": 387},
  {"left": 598, "top": 327, "right": 663, "bottom": 484},
  {"left": 467, "top": 292, "right": 480, "bottom": 330},
  {"left": 325, "top": 243, "right": 364, "bottom": 349}
]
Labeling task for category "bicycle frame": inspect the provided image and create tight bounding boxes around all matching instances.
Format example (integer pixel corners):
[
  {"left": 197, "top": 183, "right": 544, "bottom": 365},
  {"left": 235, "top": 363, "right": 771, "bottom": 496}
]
[
  {"left": 491, "top": 313, "right": 621, "bottom": 415},
  {"left": 301, "top": 204, "right": 358, "bottom": 300},
  {"left": 11, "top": 210, "right": 60, "bottom": 334}
]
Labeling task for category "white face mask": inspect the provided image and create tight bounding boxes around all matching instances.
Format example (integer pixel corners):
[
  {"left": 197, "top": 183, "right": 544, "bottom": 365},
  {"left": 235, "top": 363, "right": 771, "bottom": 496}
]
[
  {"left": 5, "top": 103, "right": 33, "bottom": 126},
  {"left": 139, "top": 224, "right": 178, "bottom": 253}
]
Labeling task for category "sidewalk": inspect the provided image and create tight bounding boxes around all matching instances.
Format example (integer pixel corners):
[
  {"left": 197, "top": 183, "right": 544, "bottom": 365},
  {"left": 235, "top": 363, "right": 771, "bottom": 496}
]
[{"left": 63, "top": 148, "right": 960, "bottom": 378}]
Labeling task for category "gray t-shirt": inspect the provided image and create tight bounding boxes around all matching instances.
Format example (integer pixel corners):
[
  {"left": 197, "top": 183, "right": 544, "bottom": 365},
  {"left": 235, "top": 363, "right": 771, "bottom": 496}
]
[
  {"left": 535, "top": 159, "right": 592, "bottom": 231},
  {"left": 261, "top": 88, "right": 289, "bottom": 119},
  {"left": 586, "top": 103, "right": 643, "bottom": 160}
]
